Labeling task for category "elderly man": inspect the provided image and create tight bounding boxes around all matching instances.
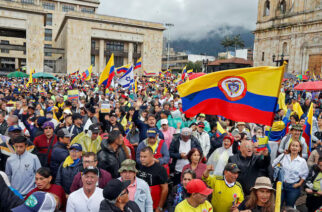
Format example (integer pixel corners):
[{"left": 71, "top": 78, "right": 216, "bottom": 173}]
[
  {"left": 118, "top": 159, "right": 153, "bottom": 212},
  {"left": 202, "top": 163, "right": 244, "bottom": 212},
  {"left": 174, "top": 179, "right": 213, "bottom": 212},
  {"left": 169, "top": 127, "right": 202, "bottom": 185},
  {"left": 67, "top": 166, "right": 104, "bottom": 212},
  {"left": 228, "top": 140, "right": 270, "bottom": 195}
]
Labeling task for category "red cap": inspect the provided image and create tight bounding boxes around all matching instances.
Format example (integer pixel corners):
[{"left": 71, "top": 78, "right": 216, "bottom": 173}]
[
  {"left": 186, "top": 179, "right": 213, "bottom": 195},
  {"left": 198, "top": 122, "right": 205, "bottom": 128},
  {"left": 223, "top": 135, "right": 234, "bottom": 144}
]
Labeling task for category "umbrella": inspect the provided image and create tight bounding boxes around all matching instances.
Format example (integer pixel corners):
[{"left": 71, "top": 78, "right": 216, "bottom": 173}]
[
  {"left": 188, "top": 72, "right": 206, "bottom": 80},
  {"left": 32, "top": 72, "right": 58, "bottom": 80},
  {"left": 294, "top": 81, "right": 322, "bottom": 91},
  {"left": 296, "top": 74, "right": 309, "bottom": 80},
  {"left": 7, "top": 71, "right": 29, "bottom": 78}
]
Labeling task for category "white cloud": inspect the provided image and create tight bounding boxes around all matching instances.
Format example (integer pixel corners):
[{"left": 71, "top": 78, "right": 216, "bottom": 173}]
[{"left": 97, "top": 0, "right": 257, "bottom": 41}]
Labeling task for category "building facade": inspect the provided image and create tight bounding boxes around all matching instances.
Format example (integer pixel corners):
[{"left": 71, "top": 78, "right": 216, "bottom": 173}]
[
  {"left": 253, "top": 0, "right": 322, "bottom": 74},
  {"left": 0, "top": 0, "right": 164, "bottom": 74}
]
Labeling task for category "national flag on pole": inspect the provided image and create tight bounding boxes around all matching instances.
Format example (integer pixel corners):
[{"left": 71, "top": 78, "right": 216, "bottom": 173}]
[
  {"left": 99, "top": 54, "right": 115, "bottom": 89},
  {"left": 116, "top": 64, "right": 131, "bottom": 75},
  {"left": 134, "top": 58, "right": 142, "bottom": 71},
  {"left": 117, "top": 65, "right": 134, "bottom": 88},
  {"left": 81, "top": 65, "right": 92, "bottom": 81},
  {"left": 178, "top": 64, "right": 285, "bottom": 126},
  {"left": 181, "top": 66, "right": 187, "bottom": 80},
  {"left": 26, "top": 69, "right": 34, "bottom": 87},
  {"left": 303, "top": 103, "right": 313, "bottom": 152},
  {"left": 187, "top": 69, "right": 193, "bottom": 75}
]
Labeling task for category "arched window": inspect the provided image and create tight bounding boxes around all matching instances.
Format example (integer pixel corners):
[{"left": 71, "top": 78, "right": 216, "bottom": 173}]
[
  {"left": 282, "top": 42, "right": 288, "bottom": 55},
  {"left": 280, "top": 0, "right": 286, "bottom": 14},
  {"left": 264, "top": 0, "right": 270, "bottom": 16}
]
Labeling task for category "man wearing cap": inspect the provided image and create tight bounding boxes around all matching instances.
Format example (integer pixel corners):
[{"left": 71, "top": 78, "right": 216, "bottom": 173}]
[
  {"left": 197, "top": 114, "right": 210, "bottom": 132},
  {"left": 105, "top": 111, "right": 125, "bottom": 135},
  {"left": 100, "top": 179, "right": 141, "bottom": 212},
  {"left": 133, "top": 98, "right": 164, "bottom": 142},
  {"left": 67, "top": 166, "right": 104, "bottom": 212},
  {"left": 12, "top": 191, "right": 57, "bottom": 212},
  {"left": 192, "top": 122, "right": 211, "bottom": 157},
  {"left": 232, "top": 122, "right": 251, "bottom": 138},
  {"left": 278, "top": 123, "right": 308, "bottom": 159},
  {"left": 33, "top": 121, "right": 57, "bottom": 167},
  {"left": 70, "top": 152, "right": 112, "bottom": 193},
  {"left": 73, "top": 123, "right": 102, "bottom": 154},
  {"left": 169, "top": 127, "right": 202, "bottom": 185},
  {"left": 174, "top": 179, "right": 213, "bottom": 212},
  {"left": 118, "top": 159, "right": 153, "bottom": 212},
  {"left": 202, "top": 163, "right": 244, "bottom": 212},
  {"left": 159, "top": 118, "right": 179, "bottom": 149},
  {"left": 5, "top": 135, "right": 41, "bottom": 196},
  {"left": 68, "top": 113, "right": 83, "bottom": 140},
  {"left": 138, "top": 147, "right": 168, "bottom": 212},
  {"left": 136, "top": 128, "right": 170, "bottom": 166},
  {"left": 50, "top": 128, "right": 72, "bottom": 178},
  {"left": 55, "top": 143, "right": 83, "bottom": 194}
]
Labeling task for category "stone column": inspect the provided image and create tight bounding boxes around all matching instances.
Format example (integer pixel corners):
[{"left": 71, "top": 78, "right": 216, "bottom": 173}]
[
  {"left": 99, "top": 39, "right": 105, "bottom": 73},
  {"left": 15, "top": 58, "right": 19, "bottom": 70},
  {"left": 128, "top": 43, "right": 133, "bottom": 65}
]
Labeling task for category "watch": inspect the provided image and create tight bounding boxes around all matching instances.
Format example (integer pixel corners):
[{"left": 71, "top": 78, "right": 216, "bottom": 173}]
[{"left": 158, "top": 207, "right": 163, "bottom": 211}]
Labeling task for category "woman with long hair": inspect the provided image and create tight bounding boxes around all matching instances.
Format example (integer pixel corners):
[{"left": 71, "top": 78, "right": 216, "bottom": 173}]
[
  {"left": 181, "top": 148, "right": 207, "bottom": 179},
  {"left": 236, "top": 177, "right": 275, "bottom": 212},
  {"left": 272, "top": 140, "right": 309, "bottom": 207}
]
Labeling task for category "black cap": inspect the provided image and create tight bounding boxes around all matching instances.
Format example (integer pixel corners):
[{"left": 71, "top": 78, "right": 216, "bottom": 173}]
[
  {"left": 83, "top": 166, "right": 99, "bottom": 175},
  {"left": 88, "top": 107, "right": 96, "bottom": 114},
  {"left": 109, "top": 111, "right": 117, "bottom": 117},
  {"left": 103, "top": 179, "right": 131, "bottom": 200},
  {"left": 72, "top": 113, "right": 82, "bottom": 121},
  {"left": 224, "top": 163, "right": 240, "bottom": 173},
  {"left": 89, "top": 124, "right": 100, "bottom": 134}
]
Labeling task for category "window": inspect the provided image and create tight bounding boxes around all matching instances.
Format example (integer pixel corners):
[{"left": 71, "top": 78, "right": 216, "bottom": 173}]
[
  {"left": 264, "top": 0, "right": 270, "bottom": 16},
  {"left": 62, "top": 4, "right": 75, "bottom": 12},
  {"left": 21, "top": 0, "right": 34, "bottom": 4},
  {"left": 280, "top": 0, "right": 286, "bottom": 14},
  {"left": 0, "top": 40, "right": 9, "bottom": 53},
  {"left": 106, "top": 41, "right": 124, "bottom": 51},
  {"left": 44, "top": 44, "right": 52, "bottom": 57},
  {"left": 91, "top": 55, "right": 95, "bottom": 65},
  {"left": 91, "top": 40, "right": 96, "bottom": 49},
  {"left": 261, "top": 52, "right": 265, "bottom": 61},
  {"left": 81, "top": 7, "right": 94, "bottom": 14},
  {"left": 46, "top": 14, "right": 52, "bottom": 26},
  {"left": 45, "top": 29, "right": 52, "bottom": 41},
  {"left": 43, "top": 2, "right": 55, "bottom": 10},
  {"left": 282, "top": 42, "right": 288, "bottom": 55}
]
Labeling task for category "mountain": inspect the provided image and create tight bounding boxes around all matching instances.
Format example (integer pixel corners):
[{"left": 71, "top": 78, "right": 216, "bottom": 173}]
[{"left": 170, "top": 26, "right": 254, "bottom": 56}]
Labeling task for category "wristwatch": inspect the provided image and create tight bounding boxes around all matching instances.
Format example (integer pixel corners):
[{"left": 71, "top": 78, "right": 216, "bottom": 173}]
[{"left": 158, "top": 207, "right": 163, "bottom": 211}]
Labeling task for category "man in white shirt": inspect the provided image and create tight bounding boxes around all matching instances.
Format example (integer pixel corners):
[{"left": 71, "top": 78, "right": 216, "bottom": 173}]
[{"left": 67, "top": 166, "right": 104, "bottom": 212}]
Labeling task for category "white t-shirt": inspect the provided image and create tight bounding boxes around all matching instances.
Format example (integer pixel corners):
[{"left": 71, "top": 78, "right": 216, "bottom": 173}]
[
  {"left": 175, "top": 139, "right": 191, "bottom": 172},
  {"left": 66, "top": 187, "right": 104, "bottom": 212}
]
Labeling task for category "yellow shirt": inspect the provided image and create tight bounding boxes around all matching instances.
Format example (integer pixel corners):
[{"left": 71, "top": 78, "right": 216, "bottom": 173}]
[
  {"left": 202, "top": 175, "right": 244, "bottom": 212},
  {"left": 148, "top": 142, "right": 158, "bottom": 153},
  {"left": 175, "top": 199, "right": 213, "bottom": 212}
]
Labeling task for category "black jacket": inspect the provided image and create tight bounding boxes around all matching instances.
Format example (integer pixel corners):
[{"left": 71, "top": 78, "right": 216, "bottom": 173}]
[
  {"left": 55, "top": 160, "right": 83, "bottom": 194},
  {"left": 0, "top": 175, "right": 24, "bottom": 212},
  {"left": 169, "top": 134, "right": 202, "bottom": 172},
  {"left": 99, "top": 200, "right": 141, "bottom": 212},
  {"left": 0, "top": 120, "right": 7, "bottom": 136},
  {"left": 97, "top": 140, "right": 128, "bottom": 178},
  {"left": 228, "top": 152, "right": 270, "bottom": 195}
]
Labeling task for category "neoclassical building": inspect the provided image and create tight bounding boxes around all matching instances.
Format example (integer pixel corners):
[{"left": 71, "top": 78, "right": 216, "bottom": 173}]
[
  {"left": 0, "top": 0, "right": 164, "bottom": 74},
  {"left": 253, "top": 0, "right": 322, "bottom": 74}
]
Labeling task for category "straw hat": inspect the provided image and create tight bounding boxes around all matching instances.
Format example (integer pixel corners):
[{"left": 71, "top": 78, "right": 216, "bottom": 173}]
[{"left": 251, "top": 177, "right": 275, "bottom": 191}]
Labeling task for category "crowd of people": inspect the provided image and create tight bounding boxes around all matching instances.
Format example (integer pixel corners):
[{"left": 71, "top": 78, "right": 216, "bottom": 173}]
[{"left": 0, "top": 75, "right": 321, "bottom": 212}]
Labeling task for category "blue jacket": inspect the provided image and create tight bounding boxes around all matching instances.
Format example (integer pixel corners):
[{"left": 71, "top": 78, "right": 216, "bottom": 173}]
[
  {"left": 133, "top": 110, "right": 164, "bottom": 142},
  {"left": 50, "top": 142, "right": 69, "bottom": 178},
  {"left": 55, "top": 160, "right": 82, "bottom": 194},
  {"left": 136, "top": 138, "right": 170, "bottom": 165}
]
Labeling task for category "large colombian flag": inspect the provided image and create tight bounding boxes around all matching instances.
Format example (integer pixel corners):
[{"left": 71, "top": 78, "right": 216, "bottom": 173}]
[
  {"left": 178, "top": 65, "right": 285, "bottom": 126},
  {"left": 98, "top": 54, "right": 115, "bottom": 89}
]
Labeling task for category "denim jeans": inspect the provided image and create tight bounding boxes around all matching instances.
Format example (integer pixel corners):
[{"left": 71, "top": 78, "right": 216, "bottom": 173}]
[{"left": 281, "top": 182, "right": 301, "bottom": 207}]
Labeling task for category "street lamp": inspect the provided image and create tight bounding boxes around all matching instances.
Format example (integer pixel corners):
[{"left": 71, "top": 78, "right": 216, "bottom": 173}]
[
  {"left": 165, "top": 23, "right": 174, "bottom": 71},
  {"left": 272, "top": 54, "right": 284, "bottom": 66},
  {"left": 203, "top": 59, "right": 209, "bottom": 73}
]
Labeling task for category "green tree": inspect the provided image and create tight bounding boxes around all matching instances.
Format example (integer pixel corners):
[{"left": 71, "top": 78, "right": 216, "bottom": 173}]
[
  {"left": 232, "top": 34, "right": 245, "bottom": 50},
  {"left": 221, "top": 36, "right": 234, "bottom": 51}
]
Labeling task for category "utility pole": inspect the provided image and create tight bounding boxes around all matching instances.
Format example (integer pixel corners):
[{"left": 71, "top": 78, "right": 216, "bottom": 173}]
[{"left": 165, "top": 23, "right": 174, "bottom": 71}]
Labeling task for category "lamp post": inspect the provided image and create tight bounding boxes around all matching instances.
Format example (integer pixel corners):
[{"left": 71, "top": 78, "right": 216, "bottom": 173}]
[
  {"left": 272, "top": 54, "right": 284, "bottom": 66},
  {"left": 203, "top": 59, "right": 209, "bottom": 73},
  {"left": 165, "top": 23, "right": 174, "bottom": 71}
]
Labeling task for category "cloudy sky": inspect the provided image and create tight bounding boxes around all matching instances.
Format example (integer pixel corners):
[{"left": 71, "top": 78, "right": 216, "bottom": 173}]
[{"left": 97, "top": 0, "right": 258, "bottom": 41}]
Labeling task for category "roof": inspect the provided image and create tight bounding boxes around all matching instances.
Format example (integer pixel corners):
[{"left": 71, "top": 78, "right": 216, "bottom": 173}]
[{"left": 208, "top": 57, "right": 253, "bottom": 66}]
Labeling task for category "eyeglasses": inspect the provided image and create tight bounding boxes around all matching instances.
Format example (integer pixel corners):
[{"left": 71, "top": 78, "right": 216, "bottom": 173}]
[{"left": 119, "top": 189, "right": 128, "bottom": 197}]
